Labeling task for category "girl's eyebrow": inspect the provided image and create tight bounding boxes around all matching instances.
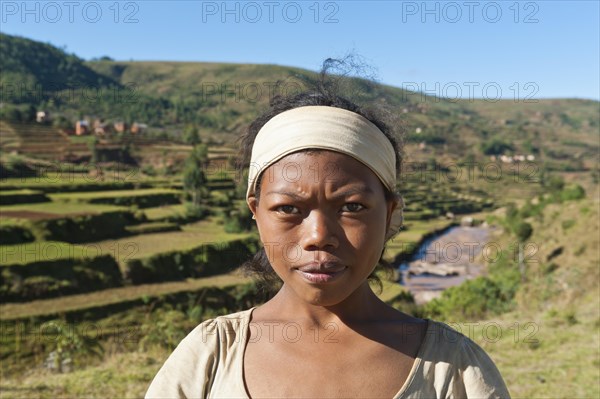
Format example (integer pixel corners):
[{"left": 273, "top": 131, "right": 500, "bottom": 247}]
[{"left": 265, "top": 186, "right": 375, "bottom": 201}]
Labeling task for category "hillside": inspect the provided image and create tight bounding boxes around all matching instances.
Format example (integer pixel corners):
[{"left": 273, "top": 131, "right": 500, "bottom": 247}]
[
  {"left": 85, "top": 59, "right": 600, "bottom": 162},
  {"left": 1, "top": 33, "right": 598, "bottom": 170},
  {"left": 481, "top": 195, "right": 599, "bottom": 398},
  {"left": 0, "top": 33, "right": 119, "bottom": 102}
]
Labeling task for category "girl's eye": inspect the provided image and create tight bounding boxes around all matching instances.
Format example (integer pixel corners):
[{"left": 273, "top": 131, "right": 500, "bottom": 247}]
[
  {"left": 277, "top": 205, "right": 299, "bottom": 214},
  {"left": 342, "top": 203, "right": 365, "bottom": 213}
]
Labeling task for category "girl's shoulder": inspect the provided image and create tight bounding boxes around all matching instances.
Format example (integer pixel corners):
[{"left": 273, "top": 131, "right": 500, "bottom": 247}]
[
  {"left": 418, "top": 319, "right": 498, "bottom": 367},
  {"left": 145, "top": 307, "right": 255, "bottom": 399},
  {"left": 408, "top": 319, "right": 511, "bottom": 398}
]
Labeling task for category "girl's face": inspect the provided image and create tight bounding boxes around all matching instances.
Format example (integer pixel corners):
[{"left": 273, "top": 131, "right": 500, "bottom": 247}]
[{"left": 247, "top": 150, "right": 398, "bottom": 306}]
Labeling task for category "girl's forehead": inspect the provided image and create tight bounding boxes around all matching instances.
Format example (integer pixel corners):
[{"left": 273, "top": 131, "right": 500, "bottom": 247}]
[{"left": 262, "top": 150, "right": 383, "bottom": 190}]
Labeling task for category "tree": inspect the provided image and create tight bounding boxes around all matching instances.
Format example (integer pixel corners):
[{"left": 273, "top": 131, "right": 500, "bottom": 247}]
[
  {"left": 512, "top": 221, "right": 533, "bottom": 282},
  {"left": 0, "top": 105, "right": 22, "bottom": 122},
  {"left": 88, "top": 136, "right": 99, "bottom": 164},
  {"left": 513, "top": 221, "right": 533, "bottom": 243},
  {"left": 480, "top": 137, "right": 514, "bottom": 155},
  {"left": 52, "top": 115, "right": 72, "bottom": 131},
  {"left": 190, "top": 143, "right": 208, "bottom": 166},
  {"left": 183, "top": 125, "right": 201, "bottom": 145},
  {"left": 183, "top": 144, "right": 210, "bottom": 205},
  {"left": 224, "top": 200, "right": 254, "bottom": 233}
]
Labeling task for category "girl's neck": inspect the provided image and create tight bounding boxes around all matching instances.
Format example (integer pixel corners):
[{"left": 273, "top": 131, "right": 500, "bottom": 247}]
[{"left": 260, "top": 281, "right": 398, "bottom": 327}]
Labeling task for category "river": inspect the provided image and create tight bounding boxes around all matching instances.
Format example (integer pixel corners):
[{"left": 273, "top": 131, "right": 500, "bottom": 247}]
[{"left": 397, "top": 222, "right": 500, "bottom": 305}]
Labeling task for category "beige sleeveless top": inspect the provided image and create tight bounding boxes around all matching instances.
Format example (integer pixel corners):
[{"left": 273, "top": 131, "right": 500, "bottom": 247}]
[{"left": 145, "top": 307, "right": 511, "bottom": 398}]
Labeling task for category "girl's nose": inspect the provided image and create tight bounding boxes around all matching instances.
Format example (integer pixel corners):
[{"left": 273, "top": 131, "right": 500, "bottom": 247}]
[{"left": 299, "top": 210, "right": 339, "bottom": 251}]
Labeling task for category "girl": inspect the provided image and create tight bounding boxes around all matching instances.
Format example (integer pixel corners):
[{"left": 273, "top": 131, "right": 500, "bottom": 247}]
[{"left": 146, "top": 66, "right": 510, "bottom": 399}]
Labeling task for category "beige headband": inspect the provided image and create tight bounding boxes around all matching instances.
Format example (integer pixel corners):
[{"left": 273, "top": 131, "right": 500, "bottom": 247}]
[{"left": 246, "top": 105, "right": 404, "bottom": 241}]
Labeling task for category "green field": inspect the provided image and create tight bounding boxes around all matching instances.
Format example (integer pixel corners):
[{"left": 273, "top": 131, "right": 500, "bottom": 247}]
[
  {"left": 48, "top": 188, "right": 181, "bottom": 201},
  {"left": 1, "top": 201, "right": 127, "bottom": 216}
]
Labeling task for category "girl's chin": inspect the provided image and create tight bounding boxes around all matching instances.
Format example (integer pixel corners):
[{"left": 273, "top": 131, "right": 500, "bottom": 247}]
[{"left": 294, "top": 285, "right": 356, "bottom": 307}]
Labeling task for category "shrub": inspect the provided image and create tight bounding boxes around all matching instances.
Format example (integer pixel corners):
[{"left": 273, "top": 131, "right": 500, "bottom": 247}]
[
  {"left": 32, "top": 211, "right": 136, "bottom": 243},
  {"left": 480, "top": 137, "right": 514, "bottom": 155},
  {"left": 88, "top": 192, "right": 182, "bottom": 208},
  {"left": 0, "top": 190, "right": 49, "bottom": 205},
  {"left": 422, "top": 249, "right": 521, "bottom": 321},
  {"left": 138, "top": 309, "right": 190, "bottom": 351},
  {"left": 560, "top": 184, "right": 586, "bottom": 201},
  {"left": 40, "top": 319, "right": 104, "bottom": 373},
  {"left": 561, "top": 219, "right": 576, "bottom": 231},
  {"left": 125, "top": 222, "right": 181, "bottom": 234},
  {"left": 123, "top": 237, "right": 259, "bottom": 284},
  {"left": 0, "top": 225, "right": 35, "bottom": 245},
  {"left": 544, "top": 175, "right": 565, "bottom": 192},
  {"left": 0, "top": 254, "right": 122, "bottom": 301},
  {"left": 184, "top": 202, "right": 209, "bottom": 220},
  {"left": 223, "top": 201, "right": 254, "bottom": 233},
  {"left": 422, "top": 276, "right": 516, "bottom": 320}
]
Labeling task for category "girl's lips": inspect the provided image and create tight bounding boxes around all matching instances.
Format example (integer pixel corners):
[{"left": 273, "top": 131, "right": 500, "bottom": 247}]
[{"left": 296, "top": 268, "right": 347, "bottom": 284}]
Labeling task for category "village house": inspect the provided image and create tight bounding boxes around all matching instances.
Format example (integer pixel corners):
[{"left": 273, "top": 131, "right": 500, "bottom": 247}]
[
  {"left": 93, "top": 119, "right": 112, "bottom": 136},
  {"left": 495, "top": 154, "right": 536, "bottom": 163},
  {"left": 114, "top": 121, "right": 127, "bottom": 133},
  {"left": 131, "top": 122, "right": 147, "bottom": 134},
  {"left": 36, "top": 111, "right": 50, "bottom": 123},
  {"left": 75, "top": 120, "right": 89, "bottom": 135}
]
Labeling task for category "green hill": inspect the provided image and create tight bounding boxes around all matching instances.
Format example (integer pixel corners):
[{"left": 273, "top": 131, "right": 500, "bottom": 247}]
[
  {"left": 0, "top": 33, "right": 119, "bottom": 102},
  {"left": 1, "top": 33, "right": 598, "bottom": 180}
]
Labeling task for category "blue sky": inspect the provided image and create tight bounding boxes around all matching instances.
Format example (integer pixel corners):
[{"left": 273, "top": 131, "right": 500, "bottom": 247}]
[{"left": 1, "top": 0, "right": 599, "bottom": 100}]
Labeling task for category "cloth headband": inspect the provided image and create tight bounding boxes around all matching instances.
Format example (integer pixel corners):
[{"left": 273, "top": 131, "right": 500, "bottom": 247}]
[{"left": 246, "top": 105, "right": 404, "bottom": 241}]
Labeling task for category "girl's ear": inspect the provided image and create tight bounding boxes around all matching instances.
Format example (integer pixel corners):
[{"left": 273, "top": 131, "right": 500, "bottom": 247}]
[
  {"left": 247, "top": 195, "right": 258, "bottom": 220},
  {"left": 385, "top": 198, "right": 399, "bottom": 229}
]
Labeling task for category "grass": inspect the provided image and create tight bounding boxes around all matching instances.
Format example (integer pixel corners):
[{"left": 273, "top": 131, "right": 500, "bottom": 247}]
[
  {"left": 0, "top": 241, "right": 90, "bottom": 265},
  {"left": 49, "top": 188, "right": 181, "bottom": 201},
  {"left": 0, "top": 216, "right": 250, "bottom": 266},
  {"left": 3, "top": 291, "right": 596, "bottom": 398},
  {"left": 0, "top": 189, "right": 44, "bottom": 195},
  {"left": 90, "top": 216, "right": 252, "bottom": 266},
  {"left": 0, "top": 176, "right": 178, "bottom": 191},
  {"left": 142, "top": 204, "right": 186, "bottom": 221},
  {"left": 451, "top": 310, "right": 600, "bottom": 398},
  {"left": 0, "top": 201, "right": 128, "bottom": 216},
  {"left": 0, "top": 268, "right": 411, "bottom": 321},
  {"left": 0, "top": 350, "right": 161, "bottom": 398},
  {"left": 68, "top": 135, "right": 96, "bottom": 145},
  {"left": 0, "top": 271, "right": 252, "bottom": 320}
]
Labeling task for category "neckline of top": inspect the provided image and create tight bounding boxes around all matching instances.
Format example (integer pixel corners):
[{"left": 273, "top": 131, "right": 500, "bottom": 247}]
[{"left": 235, "top": 306, "right": 433, "bottom": 399}]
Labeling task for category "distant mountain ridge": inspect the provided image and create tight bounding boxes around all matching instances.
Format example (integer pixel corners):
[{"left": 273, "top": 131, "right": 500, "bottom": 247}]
[{"left": 0, "top": 33, "right": 120, "bottom": 100}]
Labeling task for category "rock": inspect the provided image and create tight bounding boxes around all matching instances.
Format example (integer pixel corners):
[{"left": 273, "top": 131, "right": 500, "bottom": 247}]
[
  {"left": 416, "top": 291, "right": 442, "bottom": 304},
  {"left": 43, "top": 350, "right": 73, "bottom": 373},
  {"left": 461, "top": 216, "right": 474, "bottom": 226},
  {"left": 407, "top": 261, "right": 465, "bottom": 277}
]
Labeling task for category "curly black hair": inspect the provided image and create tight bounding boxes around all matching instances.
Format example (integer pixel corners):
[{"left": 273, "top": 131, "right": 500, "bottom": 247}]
[{"left": 233, "top": 57, "right": 406, "bottom": 298}]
